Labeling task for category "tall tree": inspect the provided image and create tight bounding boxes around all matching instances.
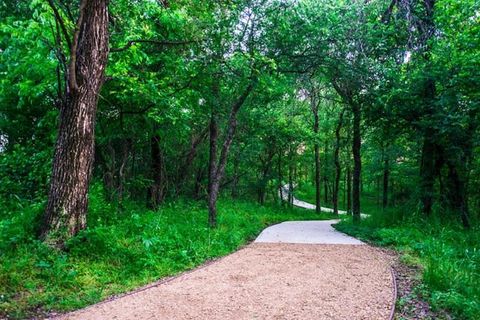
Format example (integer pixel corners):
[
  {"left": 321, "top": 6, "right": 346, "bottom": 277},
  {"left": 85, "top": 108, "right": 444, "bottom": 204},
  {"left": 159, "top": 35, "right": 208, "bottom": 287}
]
[{"left": 41, "top": 0, "right": 110, "bottom": 245}]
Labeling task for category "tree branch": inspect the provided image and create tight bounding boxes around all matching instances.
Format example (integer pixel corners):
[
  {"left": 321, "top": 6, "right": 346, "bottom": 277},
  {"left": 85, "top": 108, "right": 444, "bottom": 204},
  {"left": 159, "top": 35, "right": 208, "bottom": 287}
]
[
  {"left": 110, "top": 39, "right": 196, "bottom": 52},
  {"left": 69, "top": 0, "right": 87, "bottom": 93},
  {"left": 46, "top": 0, "right": 72, "bottom": 50}
]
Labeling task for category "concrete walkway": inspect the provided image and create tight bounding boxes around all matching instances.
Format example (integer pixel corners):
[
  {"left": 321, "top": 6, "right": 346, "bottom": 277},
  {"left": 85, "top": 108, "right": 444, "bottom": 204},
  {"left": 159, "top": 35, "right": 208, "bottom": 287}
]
[
  {"left": 280, "top": 184, "right": 368, "bottom": 218},
  {"left": 255, "top": 220, "right": 364, "bottom": 245}
]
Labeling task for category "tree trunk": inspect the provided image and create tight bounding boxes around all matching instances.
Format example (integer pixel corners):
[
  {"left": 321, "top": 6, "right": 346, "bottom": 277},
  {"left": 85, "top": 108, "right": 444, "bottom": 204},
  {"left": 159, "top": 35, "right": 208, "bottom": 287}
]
[
  {"left": 333, "top": 109, "right": 345, "bottom": 215},
  {"left": 383, "top": 147, "right": 390, "bottom": 209},
  {"left": 177, "top": 126, "right": 208, "bottom": 195},
  {"left": 207, "top": 110, "right": 219, "bottom": 227},
  {"left": 41, "top": 0, "right": 109, "bottom": 246},
  {"left": 207, "top": 82, "right": 255, "bottom": 227},
  {"left": 347, "top": 166, "right": 352, "bottom": 214},
  {"left": 288, "top": 146, "right": 294, "bottom": 206},
  {"left": 419, "top": 136, "right": 435, "bottom": 215},
  {"left": 352, "top": 102, "right": 362, "bottom": 223},
  {"left": 278, "top": 151, "right": 284, "bottom": 206},
  {"left": 324, "top": 140, "right": 329, "bottom": 204},
  {"left": 446, "top": 162, "right": 471, "bottom": 228},
  {"left": 231, "top": 154, "right": 240, "bottom": 199},
  {"left": 312, "top": 95, "right": 321, "bottom": 213},
  {"left": 194, "top": 165, "right": 206, "bottom": 199},
  {"left": 148, "top": 132, "right": 164, "bottom": 209}
]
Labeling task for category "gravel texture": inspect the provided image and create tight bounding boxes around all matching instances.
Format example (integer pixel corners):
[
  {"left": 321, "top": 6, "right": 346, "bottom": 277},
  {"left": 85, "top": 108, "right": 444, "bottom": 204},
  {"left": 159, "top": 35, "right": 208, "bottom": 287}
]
[{"left": 59, "top": 243, "right": 394, "bottom": 320}]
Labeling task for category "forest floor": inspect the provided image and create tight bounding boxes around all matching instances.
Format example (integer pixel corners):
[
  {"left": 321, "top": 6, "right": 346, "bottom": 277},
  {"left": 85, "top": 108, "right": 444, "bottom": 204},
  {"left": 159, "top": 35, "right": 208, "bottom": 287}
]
[{"left": 59, "top": 220, "right": 395, "bottom": 320}]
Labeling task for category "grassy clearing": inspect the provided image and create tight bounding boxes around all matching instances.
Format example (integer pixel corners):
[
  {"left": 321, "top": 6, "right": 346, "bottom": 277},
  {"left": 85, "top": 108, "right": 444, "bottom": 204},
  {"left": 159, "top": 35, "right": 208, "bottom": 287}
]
[
  {"left": 0, "top": 187, "right": 333, "bottom": 319},
  {"left": 335, "top": 210, "right": 480, "bottom": 320}
]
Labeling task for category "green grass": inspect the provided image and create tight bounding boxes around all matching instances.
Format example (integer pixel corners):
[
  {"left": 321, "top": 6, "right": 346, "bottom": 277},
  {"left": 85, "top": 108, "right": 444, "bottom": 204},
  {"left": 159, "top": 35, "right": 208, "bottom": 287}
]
[
  {"left": 0, "top": 186, "right": 334, "bottom": 319},
  {"left": 335, "top": 212, "right": 480, "bottom": 320}
]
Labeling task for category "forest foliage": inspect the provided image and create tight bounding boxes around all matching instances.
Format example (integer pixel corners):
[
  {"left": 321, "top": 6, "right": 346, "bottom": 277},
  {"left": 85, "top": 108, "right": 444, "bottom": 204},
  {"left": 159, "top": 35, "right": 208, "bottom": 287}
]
[{"left": 0, "top": 0, "right": 479, "bottom": 318}]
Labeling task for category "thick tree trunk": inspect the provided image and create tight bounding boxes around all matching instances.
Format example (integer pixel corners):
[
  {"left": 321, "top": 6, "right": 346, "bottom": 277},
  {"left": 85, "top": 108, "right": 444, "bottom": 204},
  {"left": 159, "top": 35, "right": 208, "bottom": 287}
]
[
  {"left": 41, "top": 0, "right": 109, "bottom": 245},
  {"left": 333, "top": 110, "right": 345, "bottom": 215},
  {"left": 352, "top": 102, "right": 362, "bottom": 223}
]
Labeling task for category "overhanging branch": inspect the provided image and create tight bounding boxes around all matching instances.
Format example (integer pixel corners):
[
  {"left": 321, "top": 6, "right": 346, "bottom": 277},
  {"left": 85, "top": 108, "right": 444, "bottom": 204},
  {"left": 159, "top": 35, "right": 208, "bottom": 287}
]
[{"left": 110, "top": 39, "right": 196, "bottom": 52}]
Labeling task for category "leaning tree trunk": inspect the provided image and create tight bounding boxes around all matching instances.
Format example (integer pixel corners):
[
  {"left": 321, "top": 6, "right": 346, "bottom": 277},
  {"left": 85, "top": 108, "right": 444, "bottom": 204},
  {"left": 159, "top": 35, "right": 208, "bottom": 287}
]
[
  {"left": 352, "top": 102, "right": 362, "bottom": 223},
  {"left": 41, "top": 0, "right": 109, "bottom": 246},
  {"left": 207, "top": 82, "right": 254, "bottom": 227}
]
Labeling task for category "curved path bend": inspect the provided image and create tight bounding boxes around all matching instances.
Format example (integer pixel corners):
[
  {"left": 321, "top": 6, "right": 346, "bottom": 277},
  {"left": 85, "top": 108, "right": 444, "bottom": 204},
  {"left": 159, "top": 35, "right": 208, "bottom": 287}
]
[
  {"left": 280, "top": 185, "right": 369, "bottom": 218},
  {"left": 60, "top": 203, "right": 393, "bottom": 320}
]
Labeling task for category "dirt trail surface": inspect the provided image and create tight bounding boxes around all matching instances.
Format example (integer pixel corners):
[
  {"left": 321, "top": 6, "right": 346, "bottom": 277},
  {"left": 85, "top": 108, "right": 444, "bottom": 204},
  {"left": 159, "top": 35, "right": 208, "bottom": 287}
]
[{"left": 60, "top": 243, "right": 394, "bottom": 320}]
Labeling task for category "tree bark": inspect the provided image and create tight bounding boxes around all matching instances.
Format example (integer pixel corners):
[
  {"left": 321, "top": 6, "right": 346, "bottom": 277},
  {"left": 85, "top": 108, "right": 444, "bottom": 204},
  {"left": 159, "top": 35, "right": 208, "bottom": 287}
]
[
  {"left": 352, "top": 102, "right": 362, "bottom": 223},
  {"left": 278, "top": 151, "right": 284, "bottom": 206},
  {"left": 383, "top": 146, "right": 390, "bottom": 209},
  {"left": 176, "top": 126, "right": 208, "bottom": 194},
  {"left": 324, "top": 139, "right": 329, "bottom": 205},
  {"left": 347, "top": 166, "right": 352, "bottom": 214},
  {"left": 333, "top": 109, "right": 345, "bottom": 215},
  {"left": 231, "top": 153, "right": 240, "bottom": 199},
  {"left": 288, "top": 145, "right": 294, "bottom": 206},
  {"left": 311, "top": 93, "right": 321, "bottom": 213},
  {"left": 148, "top": 132, "right": 165, "bottom": 209},
  {"left": 41, "top": 0, "right": 109, "bottom": 246},
  {"left": 207, "top": 82, "right": 255, "bottom": 227},
  {"left": 419, "top": 136, "right": 435, "bottom": 215},
  {"left": 445, "top": 163, "right": 470, "bottom": 228},
  {"left": 207, "top": 110, "right": 219, "bottom": 227}
]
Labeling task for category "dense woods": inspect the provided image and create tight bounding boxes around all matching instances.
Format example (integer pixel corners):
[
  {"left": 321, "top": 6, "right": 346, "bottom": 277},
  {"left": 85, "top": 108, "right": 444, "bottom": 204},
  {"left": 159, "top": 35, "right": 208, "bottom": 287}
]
[{"left": 0, "top": 0, "right": 479, "bottom": 318}]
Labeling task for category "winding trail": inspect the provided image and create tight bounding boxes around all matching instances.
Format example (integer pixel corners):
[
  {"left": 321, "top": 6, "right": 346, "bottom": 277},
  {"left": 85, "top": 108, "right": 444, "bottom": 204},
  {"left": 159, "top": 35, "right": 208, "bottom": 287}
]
[
  {"left": 59, "top": 195, "right": 393, "bottom": 320},
  {"left": 280, "top": 184, "right": 368, "bottom": 218}
]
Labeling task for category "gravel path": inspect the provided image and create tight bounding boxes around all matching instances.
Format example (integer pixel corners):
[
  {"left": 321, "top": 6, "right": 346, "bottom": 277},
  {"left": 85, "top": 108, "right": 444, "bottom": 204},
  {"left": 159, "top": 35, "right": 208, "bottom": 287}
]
[
  {"left": 60, "top": 243, "right": 393, "bottom": 320},
  {"left": 59, "top": 194, "right": 393, "bottom": 320}
]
